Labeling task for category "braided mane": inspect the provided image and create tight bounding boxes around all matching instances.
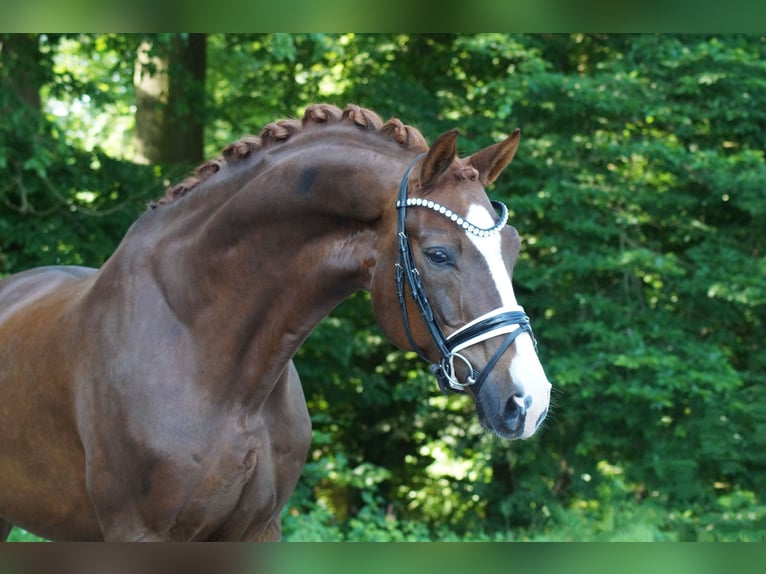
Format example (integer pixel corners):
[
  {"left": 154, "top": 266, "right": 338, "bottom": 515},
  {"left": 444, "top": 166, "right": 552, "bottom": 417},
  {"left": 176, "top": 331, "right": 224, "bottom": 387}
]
[{"left": 152, "top": 104, "right": 429, "bottom": 207}]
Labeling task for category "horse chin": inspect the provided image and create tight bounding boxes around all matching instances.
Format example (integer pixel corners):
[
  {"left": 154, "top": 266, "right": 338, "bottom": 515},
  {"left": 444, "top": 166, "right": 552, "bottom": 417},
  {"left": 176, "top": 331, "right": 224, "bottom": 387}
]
[{"left": 474, "top": 399, "right": 526, "bottom": 440}]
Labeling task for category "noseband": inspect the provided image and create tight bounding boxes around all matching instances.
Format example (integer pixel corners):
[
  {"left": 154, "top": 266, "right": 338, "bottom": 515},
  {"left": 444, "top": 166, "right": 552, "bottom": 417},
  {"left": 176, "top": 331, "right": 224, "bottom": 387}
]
[{"left": 395, "top": 155, "right": 538, "bottom": 395}]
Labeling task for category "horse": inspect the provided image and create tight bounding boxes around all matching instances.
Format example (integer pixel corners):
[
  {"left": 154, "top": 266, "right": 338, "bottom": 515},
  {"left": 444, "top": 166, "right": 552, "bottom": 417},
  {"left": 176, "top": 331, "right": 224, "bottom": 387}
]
[{"left": 0, "top": 104, "right": 552, "bottom": 541}]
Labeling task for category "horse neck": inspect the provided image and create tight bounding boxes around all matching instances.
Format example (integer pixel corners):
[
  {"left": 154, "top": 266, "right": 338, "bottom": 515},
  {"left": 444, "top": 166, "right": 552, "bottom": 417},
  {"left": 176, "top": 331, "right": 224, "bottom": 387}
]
[{"left": 126, "top": 137, "right": 410, "bottom": 381}]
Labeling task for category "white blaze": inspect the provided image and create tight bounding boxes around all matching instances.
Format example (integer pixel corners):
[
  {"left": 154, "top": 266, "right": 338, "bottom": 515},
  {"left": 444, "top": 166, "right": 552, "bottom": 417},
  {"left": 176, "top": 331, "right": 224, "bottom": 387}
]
[{"left": 465, "top": 204, "right": 552, "bottom": 438}]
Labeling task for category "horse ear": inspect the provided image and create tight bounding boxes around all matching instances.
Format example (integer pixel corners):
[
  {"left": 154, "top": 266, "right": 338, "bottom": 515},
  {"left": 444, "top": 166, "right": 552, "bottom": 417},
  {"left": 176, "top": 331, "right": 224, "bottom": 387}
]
[
  {"left": 466, "top": 128, "right": 521, "bottom": 185},
  {"left": 419, "top": 129, "right": 459, "bottom": 189}
]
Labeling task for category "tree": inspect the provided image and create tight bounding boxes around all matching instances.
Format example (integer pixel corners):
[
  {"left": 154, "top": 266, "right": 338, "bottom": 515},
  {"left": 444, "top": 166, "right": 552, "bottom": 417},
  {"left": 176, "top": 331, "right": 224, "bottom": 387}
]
[
  {"left": 134, "top": 34, "right": 206, "bottom": 165},
  {"left": 0, "top": 34, "right": 49, "bottom": 112},
  {"left": 0, "top": 34, "right": 160, "bottom": 275}
]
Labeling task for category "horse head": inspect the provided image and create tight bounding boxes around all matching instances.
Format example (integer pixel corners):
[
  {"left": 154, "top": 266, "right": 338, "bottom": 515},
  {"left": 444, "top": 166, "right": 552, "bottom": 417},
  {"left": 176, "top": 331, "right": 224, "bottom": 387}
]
[{"left": 371, "top": 128, "right": 551, "bottom": 440}]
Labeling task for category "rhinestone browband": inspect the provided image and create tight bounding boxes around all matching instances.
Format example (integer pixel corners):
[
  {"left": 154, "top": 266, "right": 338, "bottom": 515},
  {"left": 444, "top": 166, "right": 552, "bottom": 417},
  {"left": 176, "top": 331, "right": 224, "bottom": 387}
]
[{"left": 395, "top": 198, "right": 509, "bottom": 238}]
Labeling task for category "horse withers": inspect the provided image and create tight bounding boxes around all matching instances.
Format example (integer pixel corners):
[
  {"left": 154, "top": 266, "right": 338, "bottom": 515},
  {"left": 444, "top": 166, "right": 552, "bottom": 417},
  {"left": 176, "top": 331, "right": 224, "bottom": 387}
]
[{"left": 0, "top": 104, "right": 551, "bottom": 541}]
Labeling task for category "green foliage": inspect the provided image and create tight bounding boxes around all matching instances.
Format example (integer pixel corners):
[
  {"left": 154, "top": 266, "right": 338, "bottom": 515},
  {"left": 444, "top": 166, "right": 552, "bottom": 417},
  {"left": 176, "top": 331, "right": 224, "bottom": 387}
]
[
  {"left": 2, "top": 34, "right": 764, "bottom": 542},
  {"left": 6, "top": 528, "right": 45, "bottom": 542}
]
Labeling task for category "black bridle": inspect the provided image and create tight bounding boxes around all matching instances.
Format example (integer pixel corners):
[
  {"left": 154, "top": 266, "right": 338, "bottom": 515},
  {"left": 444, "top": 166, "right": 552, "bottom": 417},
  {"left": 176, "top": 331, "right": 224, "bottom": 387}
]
[{"left": 395, "top": 154, "right": 538, "bottom": 395}]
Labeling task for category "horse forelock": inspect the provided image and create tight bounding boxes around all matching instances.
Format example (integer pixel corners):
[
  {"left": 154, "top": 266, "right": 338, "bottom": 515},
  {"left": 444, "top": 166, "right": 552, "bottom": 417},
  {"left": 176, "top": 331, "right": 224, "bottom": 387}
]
[
  {"left": 151, "top": 104, "right": 429, "bottom": 207},
  {"left": 453, "top": 164, "right": 480, "bottom": 182}
]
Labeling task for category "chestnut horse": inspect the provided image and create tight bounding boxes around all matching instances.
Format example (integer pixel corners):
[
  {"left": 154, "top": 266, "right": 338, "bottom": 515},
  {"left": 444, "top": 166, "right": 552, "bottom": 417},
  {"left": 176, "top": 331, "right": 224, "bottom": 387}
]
[{"left": 0, "top": 104, "right": 551, "bottom": 541}]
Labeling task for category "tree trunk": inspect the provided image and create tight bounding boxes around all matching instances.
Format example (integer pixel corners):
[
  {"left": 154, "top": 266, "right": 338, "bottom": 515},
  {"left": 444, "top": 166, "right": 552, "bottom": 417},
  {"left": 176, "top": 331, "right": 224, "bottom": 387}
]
[
  {"left": 133, "top": 34, "right": 206, "bottom": 166},
  {"left": 0, "top": 34, "right": 45, "bottom": 113}
]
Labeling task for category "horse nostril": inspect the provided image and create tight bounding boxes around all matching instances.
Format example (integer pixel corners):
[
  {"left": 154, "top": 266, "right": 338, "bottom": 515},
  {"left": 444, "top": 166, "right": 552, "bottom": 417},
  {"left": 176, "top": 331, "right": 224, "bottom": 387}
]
[
  {"left": 512, "top": 394, "right": 532, "bottom": 415},
  {"left": 505, "top": 394, "right": 529, "bottom": 430}
]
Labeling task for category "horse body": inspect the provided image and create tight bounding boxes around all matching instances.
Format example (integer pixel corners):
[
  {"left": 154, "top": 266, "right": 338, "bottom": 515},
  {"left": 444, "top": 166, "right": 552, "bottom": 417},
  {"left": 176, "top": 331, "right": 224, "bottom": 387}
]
[
  {"left": 0, "top": 221, "right": 314, "bottom": 541},
  {"left": 0, "top": 104, "right": 551, "bottom": 541},
  {"left": 0, "top": 267, "right": 99, "bottom": 539}
]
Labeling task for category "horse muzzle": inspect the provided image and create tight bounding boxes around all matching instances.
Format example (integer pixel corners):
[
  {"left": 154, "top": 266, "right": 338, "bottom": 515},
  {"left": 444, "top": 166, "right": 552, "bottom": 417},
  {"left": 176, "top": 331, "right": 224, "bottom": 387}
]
[{"left": 477, "top": 378, "right": 551, "bottom": 440}]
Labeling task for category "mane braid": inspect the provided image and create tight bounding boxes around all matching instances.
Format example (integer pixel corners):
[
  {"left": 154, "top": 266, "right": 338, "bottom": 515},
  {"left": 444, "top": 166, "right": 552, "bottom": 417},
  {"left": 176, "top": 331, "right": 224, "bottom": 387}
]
[{"left": 150, "top": 104, "right": 429, "bottom": 208}]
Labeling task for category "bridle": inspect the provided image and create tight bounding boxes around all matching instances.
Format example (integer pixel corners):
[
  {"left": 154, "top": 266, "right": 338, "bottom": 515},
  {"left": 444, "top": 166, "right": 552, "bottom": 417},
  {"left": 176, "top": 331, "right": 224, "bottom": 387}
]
[{"left": 395, "top": 154, "right": 538, "bottom": 395}]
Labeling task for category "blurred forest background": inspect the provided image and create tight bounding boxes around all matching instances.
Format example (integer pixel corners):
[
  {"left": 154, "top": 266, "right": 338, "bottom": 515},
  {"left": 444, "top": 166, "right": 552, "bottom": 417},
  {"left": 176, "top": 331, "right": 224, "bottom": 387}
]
[{"left": 1, "top": 33, "right": 764, "bottom": 541}]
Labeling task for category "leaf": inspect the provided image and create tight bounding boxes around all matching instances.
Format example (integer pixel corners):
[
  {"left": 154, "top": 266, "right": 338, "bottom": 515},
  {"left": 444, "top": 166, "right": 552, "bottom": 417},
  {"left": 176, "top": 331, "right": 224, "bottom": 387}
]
[{"left": 22, "top": 157, "right": 48, "bottom": 179}]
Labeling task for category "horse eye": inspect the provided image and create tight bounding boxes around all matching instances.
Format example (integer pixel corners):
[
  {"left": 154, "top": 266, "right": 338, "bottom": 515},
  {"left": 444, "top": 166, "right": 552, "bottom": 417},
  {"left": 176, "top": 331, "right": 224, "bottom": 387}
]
[{"left": 425, "top": 248, "right": 453, "bottom": 266}]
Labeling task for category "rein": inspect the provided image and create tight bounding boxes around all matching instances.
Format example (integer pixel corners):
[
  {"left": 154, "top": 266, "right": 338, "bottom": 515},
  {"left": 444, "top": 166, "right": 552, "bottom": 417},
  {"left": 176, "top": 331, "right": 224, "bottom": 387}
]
[{"left": 395, "top": 155, "right": 538, "bottom": 395}]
